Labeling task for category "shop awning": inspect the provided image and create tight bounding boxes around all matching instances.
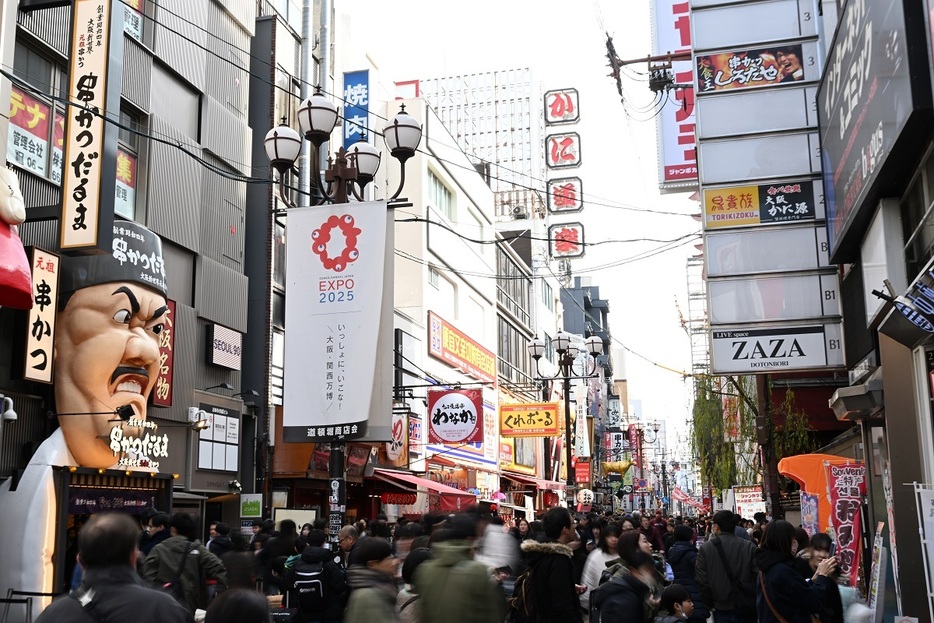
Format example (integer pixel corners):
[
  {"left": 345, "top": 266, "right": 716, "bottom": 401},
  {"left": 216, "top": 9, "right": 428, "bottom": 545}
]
[
  {"left": 502, "top": 472, "right": 566, "bottom": 492},
  {"left": 778, "top": 453, "right": 854, "bottom": 534},
  {"left": 373, "top": 469, "right": 476, "bottom": 512}
]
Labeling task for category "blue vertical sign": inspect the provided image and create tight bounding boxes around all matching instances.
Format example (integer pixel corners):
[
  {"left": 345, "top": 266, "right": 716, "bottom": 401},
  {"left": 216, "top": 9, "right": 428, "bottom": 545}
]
[{"left": 342, "top": 70, "right": 369, "bottom": 151}]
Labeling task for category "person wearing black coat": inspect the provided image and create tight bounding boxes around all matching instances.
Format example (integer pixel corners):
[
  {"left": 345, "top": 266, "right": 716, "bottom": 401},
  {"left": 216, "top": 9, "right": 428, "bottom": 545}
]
[
  {"left": 284, "top": 529, "right": 348, "bottom": 622},
  {"left": 519, "top": 507, "right": 584, "bottom": 623},
  {"left": 756, "top": 520, "right": 837, "bottom": 623},
  {"left": 590, "top": 551, "right": 653, "bottom": 623},
  {"left": 666, "top": 525, "right": 710, "bottom": 622}
]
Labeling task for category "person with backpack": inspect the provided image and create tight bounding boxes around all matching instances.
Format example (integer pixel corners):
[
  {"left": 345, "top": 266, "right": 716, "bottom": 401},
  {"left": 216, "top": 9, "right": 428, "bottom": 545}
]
[
  {"left": 283, "top": 529, "right": 347, "bottom": 623},
  {"left": 511, "top": 507, "right": 585, "bottom": 623},
  {"left": 694, "top": 510, "right": 758, "bottom": 623},
  {"left": 141, "top": 512, "right": 228, "bottom": 615}
]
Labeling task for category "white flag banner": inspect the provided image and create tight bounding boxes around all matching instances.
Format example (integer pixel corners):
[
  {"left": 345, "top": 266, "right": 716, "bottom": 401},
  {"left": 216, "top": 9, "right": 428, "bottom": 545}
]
[{"left": 283, "top": 201, "right": 390, "bottom": 442}]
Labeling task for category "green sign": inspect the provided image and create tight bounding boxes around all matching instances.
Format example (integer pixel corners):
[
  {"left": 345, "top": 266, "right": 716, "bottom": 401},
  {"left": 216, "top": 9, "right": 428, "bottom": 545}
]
[{"left": 240, "top": 494, "right": 262, "bottom": 518}]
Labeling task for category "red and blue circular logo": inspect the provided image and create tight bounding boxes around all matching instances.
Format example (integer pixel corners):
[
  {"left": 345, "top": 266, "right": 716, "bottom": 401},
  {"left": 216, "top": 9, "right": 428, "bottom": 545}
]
[{"left": 311, "top": 214, "right": 361, "bottom": 272}]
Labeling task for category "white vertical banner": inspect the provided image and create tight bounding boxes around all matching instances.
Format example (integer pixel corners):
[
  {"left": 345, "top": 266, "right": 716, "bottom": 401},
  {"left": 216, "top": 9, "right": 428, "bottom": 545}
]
[
  {"left": 283, "top": 201, "right": 391, "bottom": 442},
  {"left": 574, "top": 382, "right": 590, "bottom": 459}
]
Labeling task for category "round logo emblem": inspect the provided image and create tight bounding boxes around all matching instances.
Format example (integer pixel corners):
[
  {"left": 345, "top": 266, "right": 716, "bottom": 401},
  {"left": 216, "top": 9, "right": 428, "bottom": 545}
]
[
  {"left": 312, "top": 214, "right": 361, "bottom": 272},
  {"left": 429, "top": 390, "right": 481, "bottom": 444}
]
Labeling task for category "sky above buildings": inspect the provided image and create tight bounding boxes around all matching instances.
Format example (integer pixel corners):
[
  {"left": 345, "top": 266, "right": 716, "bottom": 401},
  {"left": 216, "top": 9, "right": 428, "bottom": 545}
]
[{"left": 340, "top": 0, "right": 700, "bottom": 452}]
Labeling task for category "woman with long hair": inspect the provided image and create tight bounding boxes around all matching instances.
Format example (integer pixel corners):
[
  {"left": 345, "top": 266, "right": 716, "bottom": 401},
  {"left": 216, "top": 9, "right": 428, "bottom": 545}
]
[
  {"left": 756, "top": 519, "right": 837, "bottom": 623},
  {"left": 581, "top": 522, "right": 621, "bottom": 611},
  {"left": 599, "top": 527, "right": 666, "bottom": 622}
]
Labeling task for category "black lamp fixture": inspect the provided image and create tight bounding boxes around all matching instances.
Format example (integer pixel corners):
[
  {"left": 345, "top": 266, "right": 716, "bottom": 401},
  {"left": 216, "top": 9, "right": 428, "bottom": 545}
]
[
  {"left": 233, "top": 389, "right": 260, "bottom": 399},
  {"left": 264, "top": 89, "right": 423, "bottom": 208},
  {"left": 203, "top": 383, "right": 234, "bottom": 392},
  {"left": 527, "top": 332, "right": 604, "bottom": 489}
]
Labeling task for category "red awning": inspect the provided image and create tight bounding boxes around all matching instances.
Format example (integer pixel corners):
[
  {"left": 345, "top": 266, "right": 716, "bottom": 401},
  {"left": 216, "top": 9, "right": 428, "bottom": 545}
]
[
  {"left": 502, "top": 472, "right": 566, "bottom": 492},
  {"left": 372, "top": 469, "right": 476, "bottom": 512}
]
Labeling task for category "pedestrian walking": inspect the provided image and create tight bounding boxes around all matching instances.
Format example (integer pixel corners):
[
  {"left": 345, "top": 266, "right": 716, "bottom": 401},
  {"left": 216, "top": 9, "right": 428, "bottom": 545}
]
[
  {"left": 666, "top": 524, "right": 710, "bottom": 622},
  {"left": 141, "top": 511, "right": 228, "bottom": 615},
  {"left": 591, "top": 551, "right": 656, "bottom": 623},
  {"left": 205, "top": 588, "right": 271, "bottom": 623},
  {"left": 756, "top": 520, "right": 837, "bottom": 623},
  {"left": 695, "top": 510, "right": 758, "bottom": 623},
  {"left": 580, "top": 522, "right": 621, "bottom": 611},
  {"left": 36, "top": 513, "right": 192, "bottom": 623},
  {"left": 344, "top": 537, "right": 400, "bottom": 623}
]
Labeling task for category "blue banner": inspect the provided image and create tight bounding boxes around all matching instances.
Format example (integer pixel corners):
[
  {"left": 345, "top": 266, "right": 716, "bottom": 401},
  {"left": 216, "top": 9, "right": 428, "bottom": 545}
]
[{"left": 342, "top": 70, "right": 369, "bottom": 150}]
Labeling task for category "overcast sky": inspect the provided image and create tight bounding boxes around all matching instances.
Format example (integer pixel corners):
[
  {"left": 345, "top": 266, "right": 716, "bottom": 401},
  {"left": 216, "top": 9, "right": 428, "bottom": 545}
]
[{"left": 339, "top": 0, "right": 701, "bottom": 453}]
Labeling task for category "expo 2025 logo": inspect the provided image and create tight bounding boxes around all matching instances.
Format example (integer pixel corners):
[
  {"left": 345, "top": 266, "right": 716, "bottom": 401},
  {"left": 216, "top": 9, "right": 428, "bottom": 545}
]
[{"left": 312, "top": 214, "right": 361, "bottom": 272}]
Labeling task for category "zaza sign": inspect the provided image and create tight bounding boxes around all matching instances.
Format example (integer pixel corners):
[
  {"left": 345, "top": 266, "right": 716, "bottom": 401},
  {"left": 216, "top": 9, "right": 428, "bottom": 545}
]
[{"left": 711, "top": 324, "right": 844, "bottom": 373}]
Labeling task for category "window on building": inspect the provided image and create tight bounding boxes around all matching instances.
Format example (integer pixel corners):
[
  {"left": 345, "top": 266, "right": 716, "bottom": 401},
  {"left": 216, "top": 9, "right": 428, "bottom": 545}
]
[
  {"left": 543, "top": 331, "right": 555, "bottom": 362},
  {"left": 543, "top": 282, "right": 554, "bottom": 312},
  {"left": 902, "top": 150, "right": 934, "bottom": 279},
  {"left": 428, "top": 169, "right": 454, "bottom": 221},
  {"left": 429, "top": 266, "right": 440, "bottom": 289},
  {"left": 496, "top": 246, "right": 531, "bottom": 326},
  {"left": 9, "top": 41, "right": 66, "bottom": 182},
  {"left": 115, "top": 108, "right": 144, "bottom": 220}
]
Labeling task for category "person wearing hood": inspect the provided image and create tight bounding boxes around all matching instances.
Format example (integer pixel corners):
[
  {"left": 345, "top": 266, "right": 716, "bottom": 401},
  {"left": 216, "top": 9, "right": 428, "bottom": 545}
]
[
  {"left": 591, "top": 551, "right": 655, "bottom": 623},
  {"left": 756, "top": 520, "right": 837, "bottom": 623},
  {"left": 344, "top": 537, "right": 400, "bottom": 623},
  {"left": 283, "top": 529, "right": 347, "bottom": 623},
  {"left": 515, "top": 507, "right": 586, "bottom": 623},
  {"left": 666, "top": 525, "right": 709, "bottom": 622},
  {"left": 416, "top": 513, "right": 506, "bottom": 623}
]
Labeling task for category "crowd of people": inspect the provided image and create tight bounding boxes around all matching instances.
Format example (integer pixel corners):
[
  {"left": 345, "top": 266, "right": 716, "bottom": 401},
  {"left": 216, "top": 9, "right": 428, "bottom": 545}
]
[{"left": 38, "top": 506, "right": 872, "bottom": 623}]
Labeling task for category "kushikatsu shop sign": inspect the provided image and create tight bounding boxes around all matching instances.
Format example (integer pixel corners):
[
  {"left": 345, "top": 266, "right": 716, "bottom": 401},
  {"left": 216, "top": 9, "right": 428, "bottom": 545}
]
[
  {"left": 428, "top": 312, "right": 496, "bottom": 384},
  {"left": 61, "top": 0, "right": 125, "bottom": 252},
  {"left": 500, "top": 402, "right": 560, "bottom": 437}
]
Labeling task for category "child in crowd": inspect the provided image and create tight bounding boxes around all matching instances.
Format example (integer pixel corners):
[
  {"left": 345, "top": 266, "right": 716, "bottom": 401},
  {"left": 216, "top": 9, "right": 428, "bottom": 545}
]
[{"left": 654, "top": 584, "right": 694, "bottom": 623}]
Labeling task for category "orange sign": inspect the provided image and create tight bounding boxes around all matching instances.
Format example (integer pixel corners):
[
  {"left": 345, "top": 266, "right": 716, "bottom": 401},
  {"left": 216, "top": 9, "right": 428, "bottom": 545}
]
[
  {"left": 427, "top": 311, "right": 496, "bottom": 384},
  {"left": 500, "top": 402, "right": 560, "bottom": 437}
]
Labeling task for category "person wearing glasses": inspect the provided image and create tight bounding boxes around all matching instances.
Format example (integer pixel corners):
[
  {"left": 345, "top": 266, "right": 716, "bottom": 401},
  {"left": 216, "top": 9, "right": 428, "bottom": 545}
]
[{"left": 337, "top": 526, "right": 360, "bottom": 569}]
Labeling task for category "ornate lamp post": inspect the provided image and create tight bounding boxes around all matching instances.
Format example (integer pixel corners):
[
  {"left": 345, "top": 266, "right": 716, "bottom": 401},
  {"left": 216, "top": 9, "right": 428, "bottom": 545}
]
[
  {"left": 528, "top": 332, "right": 603, "bottom": 491},
  {"left": 264, "top": 89, "right": 422, "bottom": 539}
]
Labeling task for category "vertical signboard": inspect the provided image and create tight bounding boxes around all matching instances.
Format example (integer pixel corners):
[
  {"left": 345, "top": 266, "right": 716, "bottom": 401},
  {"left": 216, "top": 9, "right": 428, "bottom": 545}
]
[
  {"left": 825, "top": 462, "right": 866, "bottom": 587},
  {"left": 23, "top": 248, "right": 59, "bottom": 383},
  {"left": 549, "top": 222, "right": 585, "bottom": 259},
  {"left": 152, "top": 299, "right": 175, "bottom": 407},
  {"left": 547, "top": 177, "right": 583, "bottom": 213},
  {"left": 818, "top": 0, "right": 914, "bottom": 259},
  {"left": 283, "top": 202, "right": 391, "bottom": 441},
  {"left": 61, "top": 0, "right": 123, "bottom": 252},
  {"left": 342, "top": 70, "right": 369, "bottom": 151},
  {"left": 653, "top": 0, "right": 697, "bottom": 190},
  {"left": 545, "top": 132, "right": 581, "bottom": 169},
  {"left": 544, "top": 88, "right": 580, "bottom": 124}
]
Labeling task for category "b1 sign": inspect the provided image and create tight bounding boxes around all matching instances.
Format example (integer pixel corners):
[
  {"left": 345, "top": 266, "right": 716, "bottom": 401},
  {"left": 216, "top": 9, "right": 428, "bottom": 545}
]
[{"left": 711, "top": 324, "right": 844, "bottom": 373}]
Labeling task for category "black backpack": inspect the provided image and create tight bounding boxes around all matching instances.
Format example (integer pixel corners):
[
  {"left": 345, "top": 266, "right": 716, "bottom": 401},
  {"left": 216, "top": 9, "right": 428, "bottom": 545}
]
[
  {"left": 507, "top": 563, "right": 538, "bottom": 623},
  {"left": 285, "top": 560, "right": 329, "bottom": 616}
]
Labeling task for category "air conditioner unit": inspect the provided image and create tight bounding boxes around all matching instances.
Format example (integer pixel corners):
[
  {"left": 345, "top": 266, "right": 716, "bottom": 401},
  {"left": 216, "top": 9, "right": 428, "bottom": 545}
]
[{"left": 512, "top": 205, "right": 529, "bottom": 219}]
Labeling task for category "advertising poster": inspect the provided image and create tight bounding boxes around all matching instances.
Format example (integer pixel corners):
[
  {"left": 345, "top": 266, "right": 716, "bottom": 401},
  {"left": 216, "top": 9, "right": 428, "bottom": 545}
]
[
  {"left": 704, "top": 180, "right": 818, "bottom": 229},
  {"left": 825, "top": 462, "right": 866, "bottom": 587},
  {"left": 283, "top": 202, "right": 390, "bottom": 441},
  {"left": 696, "top": 43, "right": 809, "bottom": 93},
  {"left": 653, "top": 0, "right": 697, "bottom": 188},
  {"left": 733, "top": 484, "right": 766, "bottom": 519},
  {"left": 8, "top": 86, "right": 50, "bottom": 177},
  {"left": 800, "top": 491, "right": 820, "bottom": 537}
]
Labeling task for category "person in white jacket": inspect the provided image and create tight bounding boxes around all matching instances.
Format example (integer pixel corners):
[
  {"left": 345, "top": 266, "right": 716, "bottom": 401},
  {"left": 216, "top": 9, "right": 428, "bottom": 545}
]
[{"left": 581, "top": 522, "right": 622, "bottom": 611}]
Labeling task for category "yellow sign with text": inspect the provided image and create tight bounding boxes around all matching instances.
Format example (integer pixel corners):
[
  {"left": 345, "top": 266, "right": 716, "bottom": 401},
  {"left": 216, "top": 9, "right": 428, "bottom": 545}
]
[
  {"left": 704, "top": 185, "right": 760, "bottom": 228},
  {"left": 500, "top": 402, "right": 560, "bottom": 437}
]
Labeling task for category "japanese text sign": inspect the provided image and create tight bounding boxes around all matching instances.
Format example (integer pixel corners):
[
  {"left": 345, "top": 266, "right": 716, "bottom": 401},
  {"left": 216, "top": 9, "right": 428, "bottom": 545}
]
[
  {"left": 733, "top": 484, "right": 766, "bottom": 520},
  {"left": 428, "top": 311, "right": 496, "bottom": 384},
  {"left": 427, "top": 388, "right": 484, "bottom": 445},
  {"left": 547, "top": 177, "right": 584, "bottom": 213},
  {"left": 24, "top": 247, "right": 60, "bottom": 383},
  {"left": 629, "top": 424, "right": 640, "bottom": 467},
  {"left": 61, "top": 0, "right": 120, "bottom": 251},
  {"left": 696, "top": 44, "right": 810, "bottom": 93},
  {"left": 549, "top": 222, "right": 585, "bottom": 258},
  {"left": 284, "top": 202, "right": 390, "bottom": 442},
  {"left": 544, "top": 88, "right": 580, "bottom": 125},
  {"left": 500, "top": 402, "right": 559, "bottom": 437},
  {"left": 704, "top": 181, "right": 819, "bottom": 229},
  {"left": 342, "top": 70, "right": 369, "bottom": 151},
  {"left": 8, "top": 86, "right": 51, "bottom": 177},
  {"left": 114, "top": 148, "right": 136, "bottom": 219},
  {"left": 826, "top": 462, "right": 866, "bottom": 587},
  {"left": 545, "top": 131, "right": 581, "bottom": 168},
  {"left": 51, "top": 110, "right": 65, "bottom": 184},
  {"left": 152, "top": 299, "right": 175, "bottom": 407},
  {"left": 653, "top": 0, "right": 697, "bottom": 187}
]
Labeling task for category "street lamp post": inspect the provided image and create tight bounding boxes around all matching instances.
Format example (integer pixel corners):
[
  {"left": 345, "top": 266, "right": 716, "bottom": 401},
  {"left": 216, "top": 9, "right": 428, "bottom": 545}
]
[
  {"left": 528, "top": 332, "right": 603, "bottom": 493},
  {"left": 264, "top": 89, "right": 422, "bottom": 542}
]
